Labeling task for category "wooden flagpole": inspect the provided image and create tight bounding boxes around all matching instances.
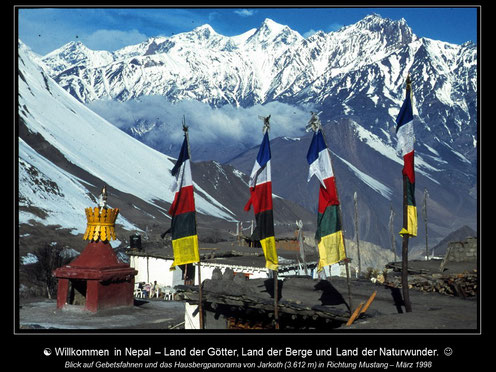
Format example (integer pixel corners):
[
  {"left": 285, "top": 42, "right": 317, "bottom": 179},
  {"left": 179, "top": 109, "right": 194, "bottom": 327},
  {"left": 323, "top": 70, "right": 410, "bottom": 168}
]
[
  {"left": 422, "top": 188, "right": 429, "bottom": 260},
  {"left": 258, "top": 114, "right": 279, "bottom": 330},
  {"left": 309, "top": 113, "right": 353, "bottom": 313},
  {"left": 274, "top": 270, "right": 279, "bottom": 329},
  {"left": 389, "top": 205, "right": 397, "bottom": 262},
  {"left": 182, "top": 117, "right": 204, "bottom": 329},
  {"left": 353, "top": 191, "right": 361, "bottom": 277},
  {"left": 331, "top": 159, "right": 353, "bottom": 313},
  {"left": 197, "top": 261, "right": 204, "bottom": 329},
  {"left": 401, "top": 175, "right": 412, "bottom": 313},
  {"left": 400, "top": 78, "right": 412, "bottom": 313},
  {"left": 296, "top": 220, "right": 308, "bottom": 275}
]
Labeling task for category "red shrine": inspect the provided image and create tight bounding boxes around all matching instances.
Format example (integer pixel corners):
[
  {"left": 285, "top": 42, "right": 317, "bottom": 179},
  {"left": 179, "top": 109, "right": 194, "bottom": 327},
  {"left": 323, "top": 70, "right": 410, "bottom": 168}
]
[{"left": 54, "top": 188, "right": 137, "bottom": 312}]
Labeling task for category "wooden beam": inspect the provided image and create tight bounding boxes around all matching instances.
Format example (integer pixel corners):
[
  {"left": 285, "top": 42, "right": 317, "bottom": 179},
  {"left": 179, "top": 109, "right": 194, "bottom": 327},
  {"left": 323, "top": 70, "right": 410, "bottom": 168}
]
[
  {"left": 360, "top": 290, "right": 377, "bottom": 315},
  {"left": 346, "top": 302, "right": 364, "bottom": 326}
]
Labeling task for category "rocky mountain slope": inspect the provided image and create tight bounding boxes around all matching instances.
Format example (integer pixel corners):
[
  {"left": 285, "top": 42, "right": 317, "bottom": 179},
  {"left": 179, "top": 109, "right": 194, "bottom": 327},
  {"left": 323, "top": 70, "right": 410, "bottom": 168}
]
[
  {"left": 18, "top": 42, "right": 314, "bottom": 254},
  {"left": 18, "top": 13, "right": 478, "bottom": 259},
  {"left": 40, "top": 14, "right": 476, "bottom": 167}
]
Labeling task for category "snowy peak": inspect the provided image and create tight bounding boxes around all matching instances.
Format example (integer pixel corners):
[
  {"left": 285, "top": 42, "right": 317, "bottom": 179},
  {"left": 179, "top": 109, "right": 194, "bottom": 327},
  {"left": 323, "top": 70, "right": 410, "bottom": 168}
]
[
  {"left": 193, "top": 23, "right": 216, "bottom": 35},
  {"left": 355, "top": 13, "right": 407, "bottom": 29},
  {"left": 260, "top": 18, "right": 285, "bottom": 32},
  {"left": 42, "top": 40, "right": 114, "bottom": 74},
  {"left": 338, "top": 13, "right": 416, "bottom": 49},
  {"left": 18, "top": 44, "right": 243, "bottom": 234},
  {"left": 36, "top": 13, "right": 476, "bottom": 165},
  {"left": 174, "top": 23, "right": 229, "bottom": 49},
  {"left": 246, "top": 18, "right": 302, "bottom": 48},
  {"left": 354, "top": 13, "right": 410, "bottom": 34},
  {"left": 18, "top": 43, "right": 318, "bottom": 237}
]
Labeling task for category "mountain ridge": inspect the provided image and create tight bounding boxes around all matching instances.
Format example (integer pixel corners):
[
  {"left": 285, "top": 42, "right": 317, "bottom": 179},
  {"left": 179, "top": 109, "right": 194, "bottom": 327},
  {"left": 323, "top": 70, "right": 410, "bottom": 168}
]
[
  {"left": 18, "top": 13, "right": 478, "bottom": 257},
  {"left": 38, "top": 14, "right": 476, "bottom": 167},
  {"left": 18, "top": 42, "right": 314, "bottom": 241}
]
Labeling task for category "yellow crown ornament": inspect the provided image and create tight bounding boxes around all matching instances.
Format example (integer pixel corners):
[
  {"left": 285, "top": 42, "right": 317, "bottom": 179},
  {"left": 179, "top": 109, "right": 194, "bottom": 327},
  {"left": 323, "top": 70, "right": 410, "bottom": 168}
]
[{"left": 83, "top": 186, "right": 119, "bottom": 242}]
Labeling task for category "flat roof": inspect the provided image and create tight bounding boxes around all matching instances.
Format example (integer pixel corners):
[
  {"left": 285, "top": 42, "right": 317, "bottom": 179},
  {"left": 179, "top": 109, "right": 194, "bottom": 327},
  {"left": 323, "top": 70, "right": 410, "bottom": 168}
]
[{"left": 127, "top": 239, "right": 319, "bottom": 267}]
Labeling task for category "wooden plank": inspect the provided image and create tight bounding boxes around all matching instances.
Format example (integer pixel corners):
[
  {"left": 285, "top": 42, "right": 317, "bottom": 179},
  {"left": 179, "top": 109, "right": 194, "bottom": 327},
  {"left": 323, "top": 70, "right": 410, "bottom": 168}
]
[
  {"left": 360, "top": 290, "right": 377, "bottom": 315},
  {"left": 346, "top": 302, "right": 364, "bottom": 326},
  {"left": 346, "top": 290, "right": 377, "bottom": 326}
]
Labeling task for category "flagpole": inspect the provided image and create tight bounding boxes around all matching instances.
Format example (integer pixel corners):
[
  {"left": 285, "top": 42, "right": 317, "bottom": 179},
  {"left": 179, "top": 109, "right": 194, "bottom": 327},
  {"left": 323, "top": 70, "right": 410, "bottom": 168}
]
[
  {"left": 329, "top": 156, "right": 353, "bottom": 313},
  {"left": 353, "top": 191, "right": 361, "bottom": 277},
  {"left": 182, "top": 118, "right": 204, "bottom": 329},
  {"left": 250, "top": 115, "right": 279, "bottom": 329},
  {"left": 274, "top": 270, "right": 279, "bottom": 329},
  {"left": 296, "top": 220, "right": 308, "bottom": 275},
  {"left": 422, "top": 188, "right": 429, "bottom": 260},
  {"left": 401, "top": 175, "right": 412, "bottom": 313},
  {"left": 400, "top": 78, "right": 413, "bottom": 313},
  {"left": 263, "top": 116, "right": 280, "bottom": 330},
  {"left": 389, "top": 205, "right": 397, "bottom": 262},
  {"left": 311, "top": 115, "right": 353, "bottom": 313}
]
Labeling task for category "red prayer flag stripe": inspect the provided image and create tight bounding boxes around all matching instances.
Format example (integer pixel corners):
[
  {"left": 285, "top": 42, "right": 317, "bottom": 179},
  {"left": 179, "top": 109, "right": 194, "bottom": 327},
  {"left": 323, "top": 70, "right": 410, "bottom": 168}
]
[
  {"left": 318, "top": 176, "right": 340, "bottom": 214},
  {"left": 168, "top": 185, "right": 196, "bottom": 216},
  {"left": 246, "top": 181, "right": 273, "bottom": 215},
  {"left": 402, "top": 150, "right": 415, "bottom": 184}
]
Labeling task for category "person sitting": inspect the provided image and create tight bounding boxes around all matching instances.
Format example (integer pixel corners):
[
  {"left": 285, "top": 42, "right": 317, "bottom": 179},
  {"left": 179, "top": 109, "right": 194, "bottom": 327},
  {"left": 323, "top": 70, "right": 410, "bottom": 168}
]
[
  {"left": 151, "top": 281, "right": 159, "bottom": 298},
  {"left": 143, "top": 283, "right": 151, "bottom": 298}
]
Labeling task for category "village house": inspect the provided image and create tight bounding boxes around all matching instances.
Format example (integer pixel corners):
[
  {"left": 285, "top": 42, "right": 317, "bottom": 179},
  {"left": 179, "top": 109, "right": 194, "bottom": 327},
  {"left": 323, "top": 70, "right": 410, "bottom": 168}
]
[
  {"left": 125, "top": 232, "right": 359, "bottom": 329},
  {"left": 126, "top": 236, "right": 327, "bottom": 295}
]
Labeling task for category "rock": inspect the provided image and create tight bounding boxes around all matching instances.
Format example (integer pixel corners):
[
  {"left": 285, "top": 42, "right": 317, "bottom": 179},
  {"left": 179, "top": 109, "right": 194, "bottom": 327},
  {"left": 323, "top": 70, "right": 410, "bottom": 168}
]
[
  {"left": 211, "top": 267, "right": 223, "bottom": 280},
  {"left": 222, "top": 267, "right": 234, "bottom": 280}
]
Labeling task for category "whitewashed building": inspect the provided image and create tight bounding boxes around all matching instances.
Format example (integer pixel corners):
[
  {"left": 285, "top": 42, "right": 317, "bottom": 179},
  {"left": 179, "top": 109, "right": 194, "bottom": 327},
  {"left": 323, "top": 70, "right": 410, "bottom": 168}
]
[
  {"left": 128, "top": 249, "right": 319, "bottom": 288},
  {"left": 126, "top": 239, "right": 353, "bottom": 306}
]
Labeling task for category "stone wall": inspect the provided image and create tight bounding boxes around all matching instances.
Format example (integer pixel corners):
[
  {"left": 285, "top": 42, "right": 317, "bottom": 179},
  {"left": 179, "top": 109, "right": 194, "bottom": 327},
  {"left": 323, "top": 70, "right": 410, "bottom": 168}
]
[{"left": 445, "top": 236, "right": 477, "bottom": 263}]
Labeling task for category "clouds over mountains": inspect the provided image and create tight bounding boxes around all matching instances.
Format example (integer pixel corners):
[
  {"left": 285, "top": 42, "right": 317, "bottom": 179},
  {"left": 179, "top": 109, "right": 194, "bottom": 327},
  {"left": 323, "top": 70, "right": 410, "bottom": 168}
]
[{"left": 88, "top": 97, "right": 314, "bottom": 161}]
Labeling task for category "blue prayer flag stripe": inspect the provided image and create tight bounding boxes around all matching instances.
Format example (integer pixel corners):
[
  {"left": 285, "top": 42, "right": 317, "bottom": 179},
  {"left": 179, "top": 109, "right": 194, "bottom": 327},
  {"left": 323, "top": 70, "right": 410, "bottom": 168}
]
[
  {"left": 256, "top": 132, "right": 271, "bottom": 168},
  {"left": 306, "top": 130, "right": 327, "bottom": 165}
]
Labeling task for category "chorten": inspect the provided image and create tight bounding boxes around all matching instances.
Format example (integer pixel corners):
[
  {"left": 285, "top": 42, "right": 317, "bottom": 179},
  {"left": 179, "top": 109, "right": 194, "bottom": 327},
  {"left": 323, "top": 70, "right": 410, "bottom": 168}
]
[{"left": 54, "top": 186, "right": 137, "bottom": 312}]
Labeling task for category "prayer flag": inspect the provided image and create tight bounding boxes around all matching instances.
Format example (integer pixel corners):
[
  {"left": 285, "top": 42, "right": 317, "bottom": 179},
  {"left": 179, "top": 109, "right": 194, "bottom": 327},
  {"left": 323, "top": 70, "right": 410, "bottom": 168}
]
[
  {"left": 306, "top": 130, "right": 346, "bottom": 272},
  {"left": 245, "top": 131, "right": 278, "bottom": 271},
  {"left": 168, "top": 134, "right": 199, "bottom": 269},
  {"left": 396, "top": 85, "right": 417, "bottom": 237}
]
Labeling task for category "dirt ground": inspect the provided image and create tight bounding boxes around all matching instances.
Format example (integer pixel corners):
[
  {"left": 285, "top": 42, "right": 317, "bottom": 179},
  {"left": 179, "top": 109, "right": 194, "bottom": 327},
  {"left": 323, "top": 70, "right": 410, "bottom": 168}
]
[
  {"left": 333, "top": 277, "right": 478, "bottom": 330},
  {"left": 18, "top": 298, "right": 186, "bottom": 330},
  {"left": 17, "top": 275, "right": 478, "bottom": 332}
]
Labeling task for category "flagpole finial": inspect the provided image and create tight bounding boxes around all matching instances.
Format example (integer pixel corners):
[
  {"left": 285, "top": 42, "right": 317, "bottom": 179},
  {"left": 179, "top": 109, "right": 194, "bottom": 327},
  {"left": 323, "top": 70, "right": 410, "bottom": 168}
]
[
  {"left": 182, "top": 115, "right": 189, "bottom": 134},
  {"left": 98, "top": 185, "right": 107, "bottom": 209},
  {"left": 306, "top": 111, "right": 322, "bottom": 133},
  {"left": 258, "top": 114, "right": 271, "bottom": 133}
]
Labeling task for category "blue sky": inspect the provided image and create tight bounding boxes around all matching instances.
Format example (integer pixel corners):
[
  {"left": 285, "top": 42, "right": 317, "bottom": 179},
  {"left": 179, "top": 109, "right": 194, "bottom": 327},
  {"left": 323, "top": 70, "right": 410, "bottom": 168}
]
[{"left": 17, "top": 7, "right": 478, "bottom": 56}]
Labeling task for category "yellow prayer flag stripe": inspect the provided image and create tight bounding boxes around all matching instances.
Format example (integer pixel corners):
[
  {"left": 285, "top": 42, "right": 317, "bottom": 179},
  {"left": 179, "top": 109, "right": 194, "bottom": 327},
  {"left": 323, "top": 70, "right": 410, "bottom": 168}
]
[
  {"left": 317, "top": 230, "right": 346, "bottom": 272},
  {"left": 260, "top": 236, "right": 278, "bottom": 271},
  {"left": 399, "top": 205, "right": 417, "bottom": 237},
  {"left": 170, "top": 235, "right": 200, "bottom": 270}
]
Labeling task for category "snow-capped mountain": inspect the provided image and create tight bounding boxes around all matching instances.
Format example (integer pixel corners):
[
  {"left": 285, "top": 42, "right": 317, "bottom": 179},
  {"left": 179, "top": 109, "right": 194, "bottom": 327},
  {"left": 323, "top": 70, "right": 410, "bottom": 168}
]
[
  {"left": 228, "top": 117, "right": 476, "bottom": 254},
  {"left": 19, "top": 41, "right": 232, "bottom": 228},
  {"left": 40, "top": 14, "right": 476, "bottom": 169},
  {"left": 41, "top": 18, "right": 303, "bottom": 106},
  {"left": 19, "top": 13, "right": 478, "bottom": 254},
  {"left": 18, "top": 41, "right": 313, "bottom": 242}
]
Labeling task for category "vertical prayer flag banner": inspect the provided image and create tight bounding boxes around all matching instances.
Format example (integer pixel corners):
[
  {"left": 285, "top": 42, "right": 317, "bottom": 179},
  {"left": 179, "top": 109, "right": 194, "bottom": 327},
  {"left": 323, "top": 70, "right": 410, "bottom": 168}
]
[
  {"left": 244, "top": 131, "right": 278, "bottom": 271},
  {"left": 168, "top": 134, "right": 199, "bottom": 270},
  {"left": 306, "top": 130, "right": 346, "bottom": 272},
  {"left": 396, "top": 84, "right": 418, "bottom": 237}
]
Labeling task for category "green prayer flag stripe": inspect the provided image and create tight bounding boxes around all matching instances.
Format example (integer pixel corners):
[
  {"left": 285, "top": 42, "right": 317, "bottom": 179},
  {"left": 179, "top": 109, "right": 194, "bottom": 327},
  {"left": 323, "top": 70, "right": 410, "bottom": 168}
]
[
  {"left": 252, "top": 209, "right": 275, "bottom": 241},
  {"left": 171, "top": 211, "right": 197, "bottom": 240},
  {"left": 315, "top": 204, "right": 342, "bottom": 241},
  {"left": 406, "top": 177, "right": 416, "bottom": 207}
]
